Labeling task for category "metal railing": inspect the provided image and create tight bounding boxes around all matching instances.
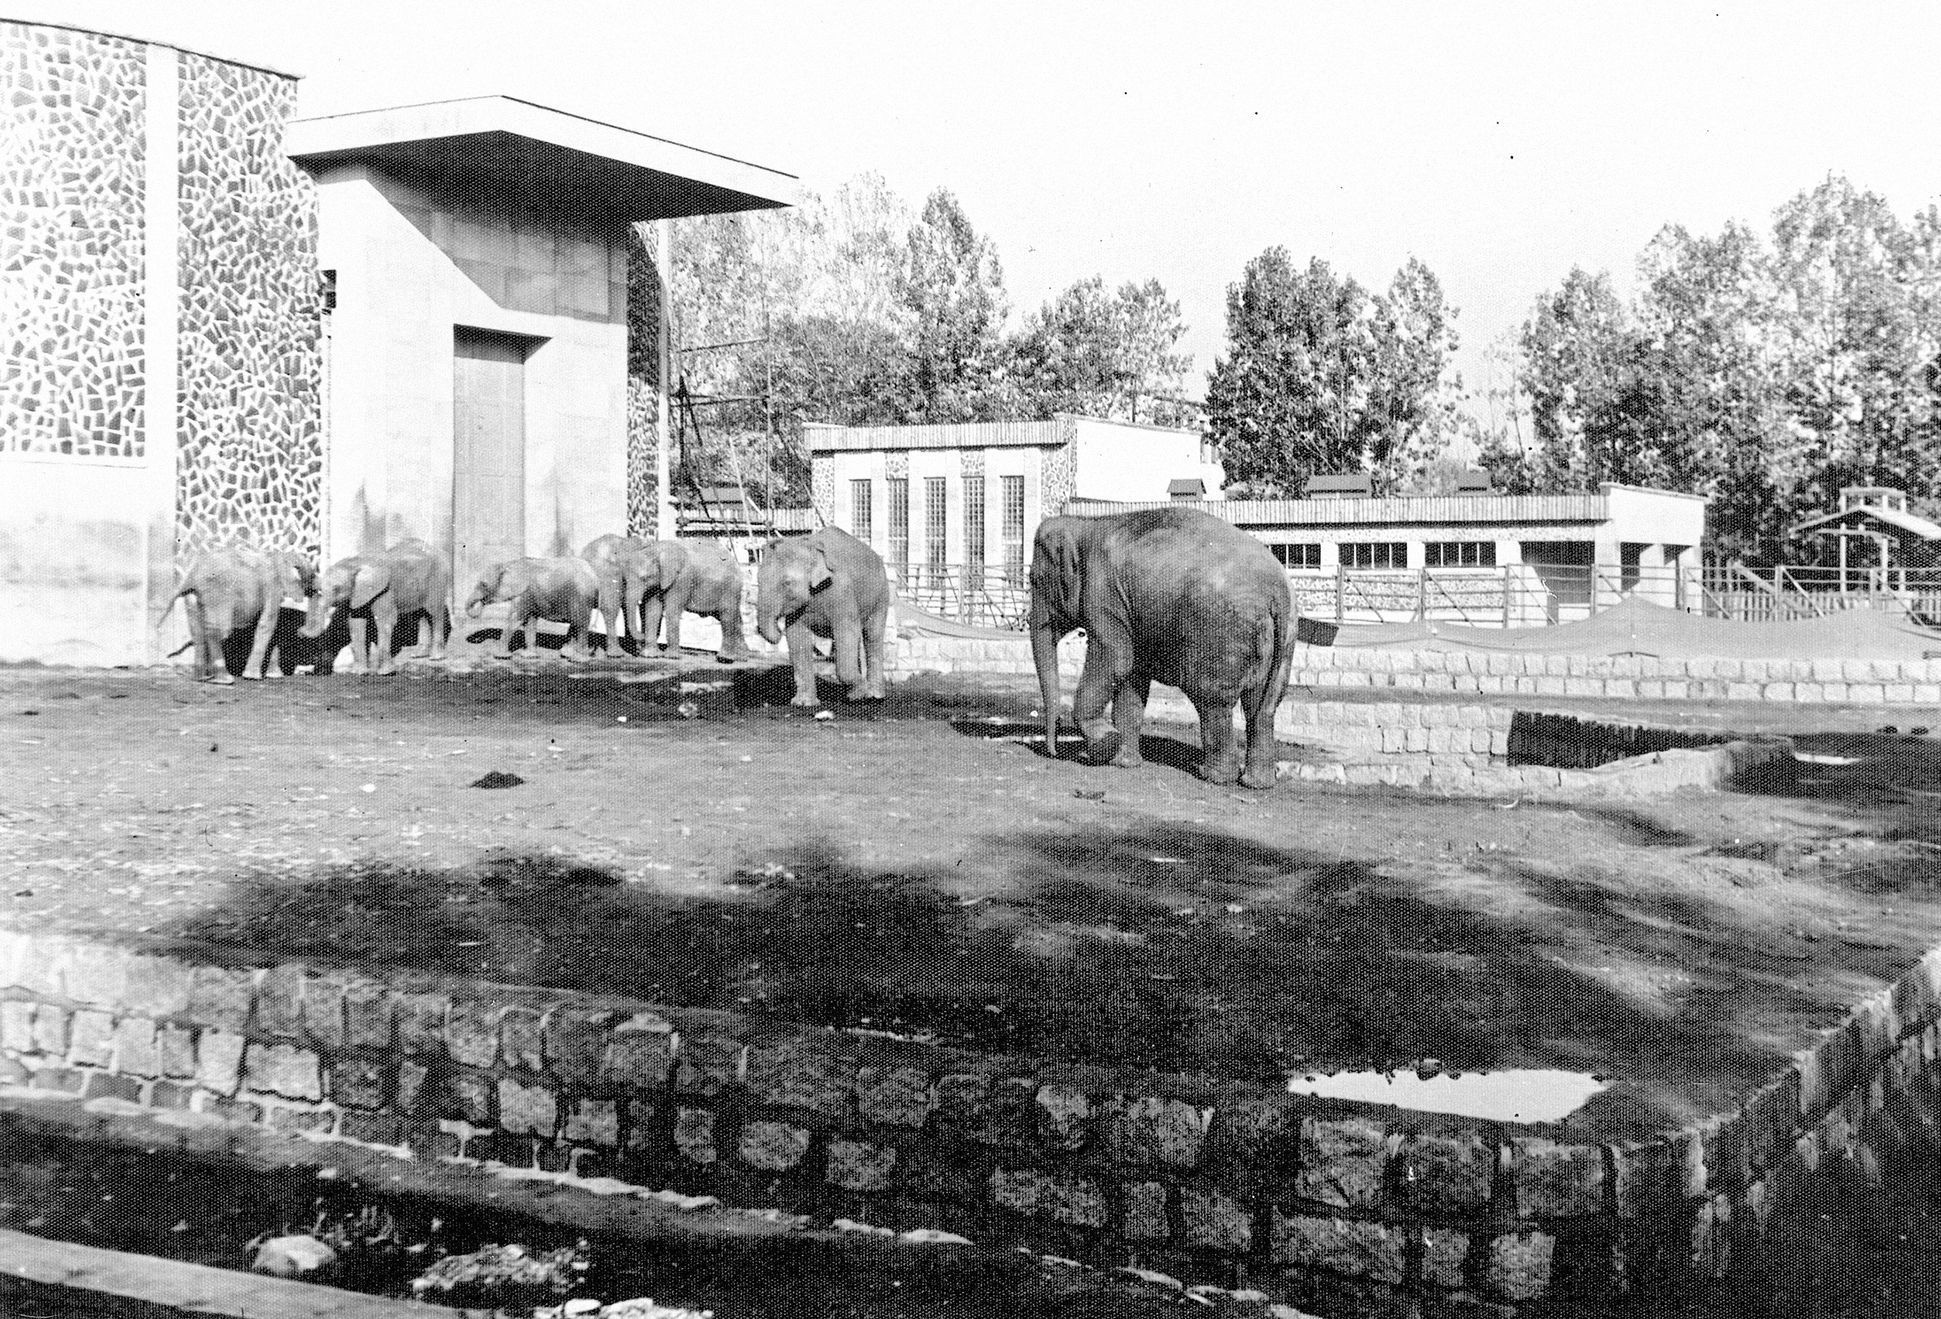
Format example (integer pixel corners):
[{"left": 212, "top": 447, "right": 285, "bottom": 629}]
[
  {"left": 889, "top": 562, "right": 1032, "bottom": 630},
  {"left": 876, "top": 559, "right": 1941, "bottom": 634}
]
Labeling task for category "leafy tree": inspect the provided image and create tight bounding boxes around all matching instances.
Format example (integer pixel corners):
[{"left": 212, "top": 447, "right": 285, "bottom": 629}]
[
  {"left": 1203, "top": 249, "right": 1375, "bottom": 497},
  {"left": 1005, "top": 276, "right": 1191, "bottom": 424},
  {"left": 1204, "top": 248, "right": 1467, "bottom": 496},
  {"left": 897, "top": 188, "right": 1008, "bottom": 422}
]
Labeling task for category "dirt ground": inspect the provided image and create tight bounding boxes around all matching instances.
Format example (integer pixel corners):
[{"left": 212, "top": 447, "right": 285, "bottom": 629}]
[{"left": 4, "top": 647, "right": 1941, "bottom": 1138}]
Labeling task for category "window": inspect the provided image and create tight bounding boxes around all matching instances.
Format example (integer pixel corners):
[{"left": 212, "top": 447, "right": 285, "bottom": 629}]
[
  {"left": 1001, "top": 474, "right": 1026, "bottom": 585},
  {"left": 1424, "top": 540, "right": 1495, "bottom": 568},
  {"left": 888, "top": 478, "right": 910, "bottom": 580},
  {"left": 925, "top": 477, "right": 948, "bottom": 582},
  {"left": 1342, "top": 541, "right": 1408, "bottom": 569},
  {"left": 850, "top": 479, "right": 872, "bottom": 545},
  {"left": 1271, "top": 543, "right": 1321, "bottom": 569},
  {"left": 964, "top": 476, "right": 986, "bottom": 570}
]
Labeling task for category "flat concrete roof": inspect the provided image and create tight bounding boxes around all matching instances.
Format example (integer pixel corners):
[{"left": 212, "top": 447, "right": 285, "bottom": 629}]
[{"left": 286, "top": 95, "right": 800, "bottom": 223}]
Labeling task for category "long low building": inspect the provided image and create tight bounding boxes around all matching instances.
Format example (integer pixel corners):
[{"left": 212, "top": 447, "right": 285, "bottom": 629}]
[{"left": 1072, "top": 483, "right": 1708, "bottom": 624}]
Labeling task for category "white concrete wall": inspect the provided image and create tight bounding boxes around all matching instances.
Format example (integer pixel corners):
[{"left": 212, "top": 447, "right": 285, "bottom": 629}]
[
  {"left": 1603, "top": 483, "right": 1707, "bottom": 547},
  {"left": 0, "top": 458, "right": 156, "bottom": 666},
  {"left": 1070, "top": 418, "right": 1205, "bottom": 502},
  {"left": 312, "top": 164, "right": 628, "bottom": 567}
]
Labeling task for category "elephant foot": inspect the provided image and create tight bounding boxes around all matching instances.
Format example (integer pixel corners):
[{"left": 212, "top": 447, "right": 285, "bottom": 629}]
[
  {"left": 202, "top": 672, "right": 236, "bottom": 686},
  {"left": 717, "top": 649, "right": 751, "bottom": 664},
  {"left": 1082, "top": 731, "right": 1123, "bottom": 766},
  {"left": 241, "top": 671, "right": 265, "bottom": 681},
  {"left": 789, "top": 692, "right": 820, "bottom": 708},
  {"left": 1238, "top": 764, "right": 1280, "bottom": 790},
  {"left": 1199, "top": 758, "right": 1243, "bottom": 787},
  {"left": 845, "top": 685, "right": 885, "bottom": 702},
  {"left": 1110, "top": 743, "right": 1144, "bottom": 769}
]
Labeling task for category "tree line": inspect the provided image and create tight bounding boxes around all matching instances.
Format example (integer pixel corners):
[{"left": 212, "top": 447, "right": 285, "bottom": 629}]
[{"left": 634, "top": 173, "right": 1941, "bottom": 561}]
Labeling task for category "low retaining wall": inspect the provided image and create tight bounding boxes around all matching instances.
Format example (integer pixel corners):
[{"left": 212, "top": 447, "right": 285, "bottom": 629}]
[
  {"left": 2, "top": 925, "right": 1938, "bottom": 1315},
  {"left": 1277, "top": 705, "right": 1793, "bottom": 798},
  {"left": 895, "top": 629, "right": 1941, "bottom": 706}
]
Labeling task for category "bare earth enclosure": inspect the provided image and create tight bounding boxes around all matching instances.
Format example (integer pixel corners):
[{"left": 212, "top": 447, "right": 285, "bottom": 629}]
[{"left": 4, "top": 654, "right": 1939, "bottom": 1139}]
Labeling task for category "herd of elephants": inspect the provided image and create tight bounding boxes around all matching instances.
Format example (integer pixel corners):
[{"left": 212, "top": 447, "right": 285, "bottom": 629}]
[{"left": 167, "top": 506, "right": 1296, "bottom": 788}]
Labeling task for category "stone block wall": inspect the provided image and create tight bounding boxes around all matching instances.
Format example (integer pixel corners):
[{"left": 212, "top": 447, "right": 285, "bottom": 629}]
[
  {"left": 5, "top": 926, "right": 1939, "bottom": 1314},
  {"left": 897, "top": 629, "right": 1941, "bottom": 708}
]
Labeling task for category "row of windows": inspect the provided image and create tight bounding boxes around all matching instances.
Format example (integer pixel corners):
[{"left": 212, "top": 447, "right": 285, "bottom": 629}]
[
  {"left": 850, "top": 476, "right": 1027, "bottom": 569},
  {"left": 1274, "top": 541, "right": 1498, "bottom": 569}
]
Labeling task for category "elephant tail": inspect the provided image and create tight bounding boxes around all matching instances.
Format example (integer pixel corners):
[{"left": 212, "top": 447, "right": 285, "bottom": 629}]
[{"left": 1245, "top": 603, "right": 1295, "bottom": 728}]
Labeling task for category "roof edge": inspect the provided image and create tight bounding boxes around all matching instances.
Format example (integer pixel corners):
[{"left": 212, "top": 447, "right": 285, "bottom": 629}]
[{"left": 0, "top": 15, "right": 301, "bottom": 80}]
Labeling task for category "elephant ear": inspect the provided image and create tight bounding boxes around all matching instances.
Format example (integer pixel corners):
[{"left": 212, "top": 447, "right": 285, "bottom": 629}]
[
  {"left": 656, "top": 542, "right": 689, "bottom": 586},
  {"left": 1030, "top": 523, "right": 1082, "bottom": 620},
  {"left": 806, "top": 544, "right": 834, "bottom": 594},
  {"left": 350, "top": 562, "right": 390, "bottom": 610}
]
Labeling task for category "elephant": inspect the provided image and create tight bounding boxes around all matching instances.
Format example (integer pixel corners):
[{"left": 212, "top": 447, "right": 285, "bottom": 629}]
[
  {"left": 465, "top": 556, "right": 600, "bottom": 660},
  {"left": 580, "top": 534, "right": 750, "bottom": 662},
  {"left": 1028, "top": 506, "right": 1295, "bottom": 790},
  {"left": 300, "top": 538, "right": 451, "bottom": 676},
  {"left": 165, "top": 545, "right": 318, "bottom": 683},
  {"left": 755, "top": 526, "right": 889, "bottom": 706},
  {"left": 580, "top": 533, "right": 655, "bottom": 654}
]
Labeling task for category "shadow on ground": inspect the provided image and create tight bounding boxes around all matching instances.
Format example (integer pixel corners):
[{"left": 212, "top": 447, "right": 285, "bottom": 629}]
[{"left": 160, "top": 811, "right": 1849, "bottom": 1131}]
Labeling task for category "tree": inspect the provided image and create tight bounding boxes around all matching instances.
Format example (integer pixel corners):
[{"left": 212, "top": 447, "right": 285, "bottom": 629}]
[
  {"left": 1203, "top": 248, "right": 1375, "bottom": 497},
  {"left": 897, "top": 188, "right": 1009, "bottom": 422},
  {"left": 1366, "top": 257, "right": 1465, "bottom": 493},
  {"left": 1005, "top": 276, "right": 1191, "bottom": 424},
  {"left": 1204, "top": 248, "right": 1468, "bottom": 496}
]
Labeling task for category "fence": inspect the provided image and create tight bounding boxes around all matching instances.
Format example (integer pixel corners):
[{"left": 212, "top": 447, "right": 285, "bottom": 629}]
[{"left": 882, "top": 560, "right": 1941, "bottom": 633}]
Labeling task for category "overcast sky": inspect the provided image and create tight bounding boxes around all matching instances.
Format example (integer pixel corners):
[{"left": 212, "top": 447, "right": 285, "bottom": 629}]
[{"left": 24, "top": 1, "right": 1941, "bottom": 417}]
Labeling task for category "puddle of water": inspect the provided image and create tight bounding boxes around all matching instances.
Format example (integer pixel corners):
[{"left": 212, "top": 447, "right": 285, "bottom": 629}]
[{"left": 1285, "top": 1067, "right": 1606, "bottom": 1123}]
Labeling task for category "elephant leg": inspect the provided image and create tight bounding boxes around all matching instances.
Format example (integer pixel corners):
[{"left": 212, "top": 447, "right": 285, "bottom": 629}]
[
  {"left": 854, "top": 602, "right": 888, "bottom": 699},
  {"left": 372, "top": 607, "right": 401, "bottom": 676},
  {"left": 784, "top": 619, "right": 820, "bottom": 706},
  {"left": 564, "top": 602, "right": 592, "bottom": 661},
  {"left": 1239, "top": 680, "right": 1282, "bottom": 790},
  {"left": 1110, "top": 674, "right": 1150, "bottom": 768},
  {"left": 715, "top": 601, "right": 751, "bottom": 662},
  {"left": 185, "top": 600, "right": 221, "bottom": 683},
  {"left": 663, "top": 585, "right": 691, "bottom": 654},
  {"left": 241, "top": 602, "right": 277, "bottom": 680},
  {"left": 640, "top": 595, "right": 668, "bottom": 654},
  {"left": 344, "top": 617, "right": 371, "bottom": 674},
  {"left": 1192, "top": 692, "right": 1245, "bottom": 786},
  {"left": 1071, "top": 641, "right": 1126, "bottom": 765},
  {"left": 832, "top": 613, "right": 865, "bottom": 696}
]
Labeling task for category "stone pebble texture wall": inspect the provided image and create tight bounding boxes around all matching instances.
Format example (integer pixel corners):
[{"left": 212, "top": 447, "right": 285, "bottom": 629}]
[
  {"left": 0, "top": 23, "right": 322, "bottom": 560},
  {"left": 7, "top": 928, "right": 1939, "bottom": 1315},
  {"left": 172, "top": 51, "right": 322, "bottom": 561},
  {"left": 0, "top": 24, "right": 148, "bottom": 459}
]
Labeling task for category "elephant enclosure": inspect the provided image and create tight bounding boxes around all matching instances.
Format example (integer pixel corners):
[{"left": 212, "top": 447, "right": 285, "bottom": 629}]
[{"left": 4, "top": 658, "right": 1941, "bottom": 1136}]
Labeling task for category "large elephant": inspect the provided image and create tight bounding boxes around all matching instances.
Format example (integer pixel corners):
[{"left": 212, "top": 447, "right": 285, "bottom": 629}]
[
  {"left": 755, "top": 527, "right": 889, "bottom": 706},
  {"left": 466, "top": 556, "right": 600, "bottom": 660},
  {"left": 165, "top": 545, "right": 317, "bottom": 683},
  {"left": 581, "top": 534, "right": 750, "bottom": 662},
  {"left": 1028, "top": 506, "right": 1294, "bottom": 789},
  {"left": 300, "top": 538, "right": 450, "bottom": 676}
]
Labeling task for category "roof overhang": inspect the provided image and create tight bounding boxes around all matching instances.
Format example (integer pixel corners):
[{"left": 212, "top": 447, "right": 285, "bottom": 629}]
[
  {"left": 285, "top": 95, "right": 800, "bottom": 224},
  {"left": 1790, "top": 505, "right": 1941, "bottom": 541}
]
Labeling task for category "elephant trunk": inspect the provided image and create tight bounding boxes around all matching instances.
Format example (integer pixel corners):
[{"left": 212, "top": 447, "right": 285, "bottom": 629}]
[
  {"left": 298, "top": 592, "right": 335, "bottom": 639},
  {"left": 756, "top": 583, "right": 788, "bottom": 646},
  {"left": 1029, "top": 602, "right": 1064, "bottom": 755}
]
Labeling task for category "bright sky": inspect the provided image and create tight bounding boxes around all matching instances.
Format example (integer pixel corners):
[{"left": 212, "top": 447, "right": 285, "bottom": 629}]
[{"left": 24, "top": 1, "right": 1941, "bottom": 417}]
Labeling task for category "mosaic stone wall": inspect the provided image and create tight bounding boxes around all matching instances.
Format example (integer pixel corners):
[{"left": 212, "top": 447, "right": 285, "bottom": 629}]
[
  {"left": 173, "top": 53, "right": 321, "bottom": 560},
  {"left": 810, "top": 449, "right": 836, "bottom": 524},
  {"left": 628, "top": 376, "right": 660, "bottom": 537},
  {"left": 1040, "top": 441, "right": 1076, "bottom": 516},
  {"left": 0, "top": 24, "right": 148, "bottom": 459}
]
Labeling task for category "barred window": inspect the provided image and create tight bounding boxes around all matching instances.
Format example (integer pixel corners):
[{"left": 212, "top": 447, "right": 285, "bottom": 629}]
[
  {"left": 925, "top": 477, "right": 947, "bottom": 579},
  {"left": 1425, "top": 540, "right": 1496, "bottom": 567},
  {"left": 850, "top": 478, "right": 872, "bottom": 544},
  {"left": 1271, "top": 543, "right": 1321, "bottom": 569},
  {"left": 1001, "top": 474, "right": 1026, "bottom": 583},
  {"left": 964, "top": 476, "right": 986, "bottom": 568},
  {"left": 1342, "top": 541, "right": 1408, "bottom": 569},
  {"left": 888, "top": 478, "right": 910, "bottom": 578}
]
